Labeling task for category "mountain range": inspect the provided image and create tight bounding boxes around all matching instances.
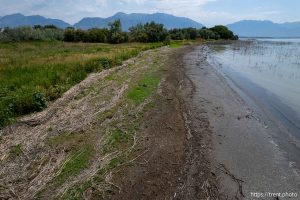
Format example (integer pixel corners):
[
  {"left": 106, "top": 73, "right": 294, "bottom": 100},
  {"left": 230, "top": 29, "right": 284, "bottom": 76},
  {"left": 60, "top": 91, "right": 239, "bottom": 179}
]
[
  {"left": 0, "top": 13, "right": 203, "bottom": 30},
  {"left": 0, "top": 13, "right": 71, "bottom": 29},
  {"left": 227, "top": 20, "right": 300, "bottom": 38},
  {"left": 1, "top": 13, "right": 300, "bottom": 37},
  {"left": 75, "top": 12, "right": 204, "bottom": 30}
]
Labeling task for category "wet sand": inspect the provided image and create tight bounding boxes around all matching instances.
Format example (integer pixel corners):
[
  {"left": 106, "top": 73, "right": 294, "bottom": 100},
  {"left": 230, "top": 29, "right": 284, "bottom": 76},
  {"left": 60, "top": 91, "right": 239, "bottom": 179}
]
[{"left": 184, "top": 45, "right": 300, "bottom": 199}]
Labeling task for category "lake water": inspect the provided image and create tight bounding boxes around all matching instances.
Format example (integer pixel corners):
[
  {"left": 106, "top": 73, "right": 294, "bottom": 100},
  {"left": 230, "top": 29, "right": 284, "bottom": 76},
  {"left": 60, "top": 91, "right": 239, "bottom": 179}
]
[{"left": 208, "top": 39, "right": 300, "bottom": 144}]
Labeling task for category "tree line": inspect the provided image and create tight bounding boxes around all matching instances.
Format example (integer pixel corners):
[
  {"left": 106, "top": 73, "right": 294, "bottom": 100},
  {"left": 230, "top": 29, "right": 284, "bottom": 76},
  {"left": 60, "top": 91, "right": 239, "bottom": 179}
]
[
  {"left": 0, "top": 20, "right": 238, "bottom": 43},
  {"left": 0, "top": 25, "right": 64, "bottom": 42}
]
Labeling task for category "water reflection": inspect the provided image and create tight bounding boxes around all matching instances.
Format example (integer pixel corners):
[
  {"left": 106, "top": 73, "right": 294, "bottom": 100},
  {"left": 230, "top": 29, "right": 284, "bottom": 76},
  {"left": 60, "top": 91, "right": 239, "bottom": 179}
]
[{"left": 209, "top": 39, "right": 300, "bottom": 115}]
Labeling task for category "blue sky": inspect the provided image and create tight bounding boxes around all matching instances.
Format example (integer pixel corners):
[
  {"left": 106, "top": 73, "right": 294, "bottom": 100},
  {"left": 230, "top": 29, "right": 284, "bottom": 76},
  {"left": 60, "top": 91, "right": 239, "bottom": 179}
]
[{"left": 0, "top": 0, "right": 299, "bottom": 26}]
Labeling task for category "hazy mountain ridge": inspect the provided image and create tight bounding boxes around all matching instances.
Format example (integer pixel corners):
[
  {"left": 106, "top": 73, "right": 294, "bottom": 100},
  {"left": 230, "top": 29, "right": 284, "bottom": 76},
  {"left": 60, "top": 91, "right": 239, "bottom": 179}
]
[
  {"left": 227, "top": 20, "right": 300, "bottom": 37},
  {"left": 74, "top": 12, "right": 204, "bottom": 30},
  {"left": 2, "top": 13, "right": 300, "bottom": 38},
  {"left": 0, "top": 13, "right": 71, "bottom": 29},
  {"left": 0, "top": 12, "right": 203, "bottom": 30}
]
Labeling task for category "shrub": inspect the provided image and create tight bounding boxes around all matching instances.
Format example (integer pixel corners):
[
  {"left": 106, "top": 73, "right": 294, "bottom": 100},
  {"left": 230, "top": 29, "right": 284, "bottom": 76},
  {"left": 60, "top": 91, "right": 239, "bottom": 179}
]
[
  {"left": 33, "top": 92, "right": 48, "bottom": 111},
  {"left": 209, "top": 25, "right": 236, "bottom": 40},
  {"left": 0, "top": 26, "right": 64, "bottom": 42}
]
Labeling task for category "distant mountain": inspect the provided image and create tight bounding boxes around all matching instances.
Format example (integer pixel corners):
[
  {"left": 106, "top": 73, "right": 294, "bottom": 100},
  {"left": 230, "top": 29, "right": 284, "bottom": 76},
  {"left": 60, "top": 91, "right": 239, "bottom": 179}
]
[
  {"left": 75, "top": 12, "right": 204, "bottom": 30},
  {"left": 227, "top": 20, "right": 300, "bottom": 38},
  {"left": 0, "top": 13, "right": 71, "bottom": 29}
]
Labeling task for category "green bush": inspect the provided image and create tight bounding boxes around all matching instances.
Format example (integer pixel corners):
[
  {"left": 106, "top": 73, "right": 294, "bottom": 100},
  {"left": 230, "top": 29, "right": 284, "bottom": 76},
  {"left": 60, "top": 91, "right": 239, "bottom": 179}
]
[
  {"left": 198, "top": 28, "right": 220, "bottom": 40},
  {"left": 33, "top": 92, "right": 48, "bottom": 111},
  {"left": 209, "top": 25, "right": 238, "bottom": 40},
  {"left": 169, "top": 28, "right": 197, "bottom": 40},
  {"left": 0, "top": 26, "right": 64, "bottom": 42}
]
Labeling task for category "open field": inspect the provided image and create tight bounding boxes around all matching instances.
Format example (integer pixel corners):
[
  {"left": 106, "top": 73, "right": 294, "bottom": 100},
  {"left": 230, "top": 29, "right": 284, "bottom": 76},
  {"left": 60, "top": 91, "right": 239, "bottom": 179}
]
[{"left": 0, "top": 41, "right": 166, "bottom": 127}]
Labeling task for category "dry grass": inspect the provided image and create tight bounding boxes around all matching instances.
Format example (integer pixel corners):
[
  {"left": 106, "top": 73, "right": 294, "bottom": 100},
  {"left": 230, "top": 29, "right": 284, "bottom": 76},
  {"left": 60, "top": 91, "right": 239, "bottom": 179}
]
[
  {"left": 0, "top": 45, "right": 173, "bottom": 199},
  {"left": 0, "top": 41, "right": 164, "bottom": 127}
]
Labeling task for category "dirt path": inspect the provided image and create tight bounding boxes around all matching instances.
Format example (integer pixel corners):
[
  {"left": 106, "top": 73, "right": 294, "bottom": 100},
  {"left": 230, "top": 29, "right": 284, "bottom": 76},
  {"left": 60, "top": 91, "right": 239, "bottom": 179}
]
[{"left": 111, "top": 46, "right": 219, "bottom": 200}]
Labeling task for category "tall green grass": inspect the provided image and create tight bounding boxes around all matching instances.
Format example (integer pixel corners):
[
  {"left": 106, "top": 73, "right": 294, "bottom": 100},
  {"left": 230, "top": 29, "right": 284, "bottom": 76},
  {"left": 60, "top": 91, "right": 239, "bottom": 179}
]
[{"left": 0, "top": 41, "right": 164, "bottom": 127}]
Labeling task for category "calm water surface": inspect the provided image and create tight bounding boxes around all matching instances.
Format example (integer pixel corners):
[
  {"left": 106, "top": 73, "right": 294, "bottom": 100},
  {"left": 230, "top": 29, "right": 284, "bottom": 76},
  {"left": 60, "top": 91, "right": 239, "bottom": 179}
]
[
  {"left": 208, "top": 39, "right": 300, "bottom": 146},
  {"left": 209, "top": 39, "right": 300, "bottom": 118}
]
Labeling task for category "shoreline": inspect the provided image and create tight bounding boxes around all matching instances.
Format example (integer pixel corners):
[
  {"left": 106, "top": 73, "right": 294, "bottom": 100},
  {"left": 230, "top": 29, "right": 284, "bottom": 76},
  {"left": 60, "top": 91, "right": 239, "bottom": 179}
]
[
  {"left": 209, "top": 57, "right": 300, "bottom": 167},
  {"left": 1, "top": 43, "right": 299, "bottom": 199},
  {"left": 183, "top": 44, "right": 300, "bottom": 199}
]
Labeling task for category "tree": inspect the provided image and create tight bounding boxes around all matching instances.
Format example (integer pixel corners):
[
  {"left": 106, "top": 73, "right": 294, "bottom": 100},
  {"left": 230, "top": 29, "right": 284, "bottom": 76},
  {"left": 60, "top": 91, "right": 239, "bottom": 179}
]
[
  {"left": 169, "top": 29, "right": 185, "bottom": 40},
  {"left": 143, "top": 22, "right": 168, "bottom": 42},
  {"left": 64, "top": 29, "right": 75, "bottom": 42},
  {"left": 210, "top": 25, "right": 235, "bottom": 40},
  {"left": 186, "top": 28, "right": 197, "bottom": 40},
  {"left": 129, "top": 22, "right": 168, "bottom": 43},
  {"left": 44, "top": 25, "right": 58, "bottom": 29},
  {"left": 74, "top": 29, "right": 86, "bottom": 42},
  {"left": 86, "top": 28, "right": 109, "bottom": 43},
  {"left": 108, "top": 19, "right": 127, "bottom": 44},
  {"left": 129, "top": 24, "right": 148, "bottom": 42},
  {"left": 198, "top": 28, "right": 219, "bottom": 40}
]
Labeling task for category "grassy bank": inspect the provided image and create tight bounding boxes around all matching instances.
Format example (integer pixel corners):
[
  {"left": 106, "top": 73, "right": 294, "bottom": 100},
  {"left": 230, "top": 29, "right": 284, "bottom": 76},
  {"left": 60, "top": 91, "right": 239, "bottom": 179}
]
[
  {"left": 33, "top": 43, "right": 172, "bottom": 199},
  {"left": 0, "top": 41, "right": 164, "bottom": 127},
  {"left": 0, "top": 39, "right": 189, "bottom": 199}
]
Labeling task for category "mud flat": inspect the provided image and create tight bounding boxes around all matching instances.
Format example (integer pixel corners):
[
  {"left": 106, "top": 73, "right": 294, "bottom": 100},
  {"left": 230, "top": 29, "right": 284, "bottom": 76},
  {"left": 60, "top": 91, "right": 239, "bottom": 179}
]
[{"left": 184, "top": 45, "right": 300, "bottom": 199}]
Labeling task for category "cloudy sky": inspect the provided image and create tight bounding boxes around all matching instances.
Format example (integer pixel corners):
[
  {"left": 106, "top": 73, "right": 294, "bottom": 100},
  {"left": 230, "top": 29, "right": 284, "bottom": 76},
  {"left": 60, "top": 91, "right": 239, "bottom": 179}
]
[{"left": 0, "top": 0, "right": 299, "bottom": 26}]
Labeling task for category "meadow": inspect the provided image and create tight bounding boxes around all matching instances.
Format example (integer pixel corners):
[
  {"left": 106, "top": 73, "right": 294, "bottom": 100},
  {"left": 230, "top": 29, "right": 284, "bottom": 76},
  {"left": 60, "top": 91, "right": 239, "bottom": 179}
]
[{"left": 0, "top": 41, "right": 165, "bottom": 127}]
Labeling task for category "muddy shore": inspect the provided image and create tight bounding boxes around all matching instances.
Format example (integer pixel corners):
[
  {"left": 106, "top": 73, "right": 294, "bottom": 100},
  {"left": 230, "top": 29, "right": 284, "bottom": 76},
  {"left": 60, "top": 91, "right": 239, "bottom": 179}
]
[
  {"left": 182, "top": 45, "right": 300, "bottom": 199},
  {"left": 112, "top": 44, "right": 300, "bottom": 199}
]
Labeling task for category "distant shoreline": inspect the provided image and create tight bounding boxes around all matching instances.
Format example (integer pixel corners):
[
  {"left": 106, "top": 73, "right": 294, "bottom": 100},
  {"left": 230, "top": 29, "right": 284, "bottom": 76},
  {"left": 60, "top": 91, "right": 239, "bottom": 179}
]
[{"left": 240, "top": 36, "right": 300, "bottom": 39}]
